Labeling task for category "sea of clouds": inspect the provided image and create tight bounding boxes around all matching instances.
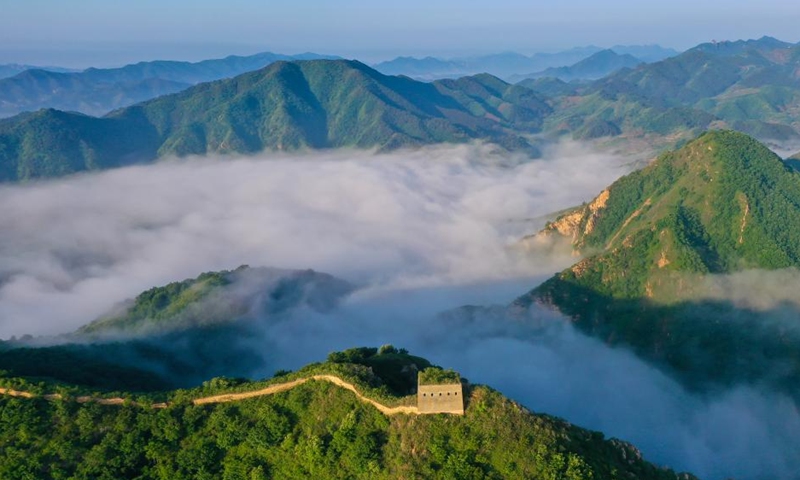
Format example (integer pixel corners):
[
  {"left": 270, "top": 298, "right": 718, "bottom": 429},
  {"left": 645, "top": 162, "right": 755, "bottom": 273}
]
[{"left": 1, "top": 142, "right": 799, "bottom": 479}]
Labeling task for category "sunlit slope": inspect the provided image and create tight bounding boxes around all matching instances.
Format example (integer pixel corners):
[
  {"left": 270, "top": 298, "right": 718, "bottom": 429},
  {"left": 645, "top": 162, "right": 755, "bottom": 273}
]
[
  {"left": 78, "top": 265, "right": 354, "bottom": 336},
  {"left": 0, "top": 60, "right": 548, "bottom": 182},
  {"left": 517, "top": 131, "right": 800, "bottom": 394},
  {"left": 0, "top": 349, "right": 694, "bottom": 480}
]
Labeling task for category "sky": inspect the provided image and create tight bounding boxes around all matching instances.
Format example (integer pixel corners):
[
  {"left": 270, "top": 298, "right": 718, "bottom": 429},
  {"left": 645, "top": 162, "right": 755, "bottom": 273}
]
[{"left": 1, "top": 0, "right": 799, "bottom": 67}]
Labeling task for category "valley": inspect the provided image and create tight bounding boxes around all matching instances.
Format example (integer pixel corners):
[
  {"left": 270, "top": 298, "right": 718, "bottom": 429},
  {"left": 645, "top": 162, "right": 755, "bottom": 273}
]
[{"left": 2, "top": 7, "right": 800, "bottom": 477}]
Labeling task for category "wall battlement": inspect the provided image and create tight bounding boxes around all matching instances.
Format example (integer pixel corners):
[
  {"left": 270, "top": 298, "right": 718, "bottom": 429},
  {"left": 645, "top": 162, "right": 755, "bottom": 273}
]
[{"left": 417, "top": 382, "right": 464, "bottom": 415}]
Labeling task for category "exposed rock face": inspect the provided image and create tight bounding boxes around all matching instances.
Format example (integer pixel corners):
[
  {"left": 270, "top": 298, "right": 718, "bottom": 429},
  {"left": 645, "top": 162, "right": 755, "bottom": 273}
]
[{"left": 550, "top": 210, "right": 585, "bottom": 241}]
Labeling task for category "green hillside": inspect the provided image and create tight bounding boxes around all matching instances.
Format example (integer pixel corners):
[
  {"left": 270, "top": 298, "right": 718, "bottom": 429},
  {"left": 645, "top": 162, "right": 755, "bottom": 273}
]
[
  {"left": 516, "top": 77, "right": 580, "bottom": 97},
  {"left": 787, "top": 153, "right": 800, "bottom": 171},
  {"left": 0, "top": 108, "right": 160, "bottom": 180},
  {"left": 133, "top": 60, "right": 545, "bottom": 155},
  {"left": 0, "top": 60, "right": 546, "bottom": 182},
  {"left": 79, "top": 265, "right": 354, "bottom": 336},
  {"left": 543, "top": 37, "right": 800, "bottom": 144},
  {"left": 0, "top": 349, "right": 694, "bottom": 480},
  {"left": 517, "top": 131, "right": 800, "bottom": 395}
]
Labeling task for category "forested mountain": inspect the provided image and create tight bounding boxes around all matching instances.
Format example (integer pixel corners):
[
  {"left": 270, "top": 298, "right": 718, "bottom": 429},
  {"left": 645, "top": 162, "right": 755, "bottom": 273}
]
[
  {"left": 0, "top": 59, "right": 549, "bottom": 182},
  {"left": 0, "top": 347, "right": 694, "bottom": 480},
  {"left": 544, "top": 36, "right": 800, "bottom": 142},
  {"left": 3, "top": 38, "right": 800, "bottom": 184},
  {"left": 79, "top": 266, "right": 354, "bottom": 336},
  {"left": 517, "top": 131, "right": 800, "bottom": 398},
  {"left": 0, "top": 52, "right": 338, "bottom": 118}
]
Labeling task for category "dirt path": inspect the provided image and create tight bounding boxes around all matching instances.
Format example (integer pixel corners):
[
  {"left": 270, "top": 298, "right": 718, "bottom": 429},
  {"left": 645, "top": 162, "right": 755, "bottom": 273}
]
[
  {"left": 0, "top": 388, "right": 150, "bottom": 407},
  {"left": 193, "top": 375, "right": 419, "bottom": 415},
  {"left": 1, "top": 375, "right": 421, "bottom": 415},
  {"left": 0, "top": 387, "right": 35, "bottom": 399}
]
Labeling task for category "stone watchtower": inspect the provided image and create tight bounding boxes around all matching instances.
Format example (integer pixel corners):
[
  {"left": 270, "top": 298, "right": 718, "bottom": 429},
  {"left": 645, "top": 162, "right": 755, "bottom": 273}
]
[{"left": 416, "top": 369, "right": 464, "bottom": 415}]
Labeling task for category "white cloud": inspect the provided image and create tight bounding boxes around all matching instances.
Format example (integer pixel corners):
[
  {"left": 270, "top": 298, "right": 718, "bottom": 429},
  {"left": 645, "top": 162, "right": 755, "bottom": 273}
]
[
  {"left": 0, "top": 141, "right": 626, "bottom": 338},
  {"left": 2, "top": 141, "right": 799, "bottom": 479}
]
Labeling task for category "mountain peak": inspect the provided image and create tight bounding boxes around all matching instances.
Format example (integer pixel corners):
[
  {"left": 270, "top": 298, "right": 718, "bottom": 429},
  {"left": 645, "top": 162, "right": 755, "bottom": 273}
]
[
  {"left": 517, "top": 132, "right": 800, "bottom": 403},
  {"left": 532, "top": 131, "right": 800, "bottom": 300},
  {"left": 0, "top": 59, "right": 549, "bottom": 180}
]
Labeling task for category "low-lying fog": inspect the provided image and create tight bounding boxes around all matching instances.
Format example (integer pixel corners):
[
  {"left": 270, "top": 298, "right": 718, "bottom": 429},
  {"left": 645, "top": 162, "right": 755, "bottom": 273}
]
[
  {"left": 0, "top": 142, "right": 622, "bottom": 338},
  {"left": 1, "top": 142, "right": 798, "bottom": 480}
]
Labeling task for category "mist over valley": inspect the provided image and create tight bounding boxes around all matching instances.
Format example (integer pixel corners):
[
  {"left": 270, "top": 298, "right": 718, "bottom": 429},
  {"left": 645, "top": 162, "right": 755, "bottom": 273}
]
[
  {"left": 2, "top": 138, "right": 800, "bottom": 479},
  {"left": 3, "top": 3, "right": 800, "bottom": 478}
]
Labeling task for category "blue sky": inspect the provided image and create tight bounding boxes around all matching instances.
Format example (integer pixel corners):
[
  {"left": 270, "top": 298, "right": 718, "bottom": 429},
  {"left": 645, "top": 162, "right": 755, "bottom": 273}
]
[{"left": 1, "top": 0, "right": 799, "bottom": 67}]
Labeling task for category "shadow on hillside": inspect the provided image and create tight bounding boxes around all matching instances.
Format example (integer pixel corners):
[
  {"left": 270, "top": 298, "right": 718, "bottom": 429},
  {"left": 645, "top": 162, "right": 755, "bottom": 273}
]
[
  {"left": 516, "top": 278, "right": 800, "bottom": 402},
  {"left": 0, "top": 322, "right": 269, "bottom": 392}
]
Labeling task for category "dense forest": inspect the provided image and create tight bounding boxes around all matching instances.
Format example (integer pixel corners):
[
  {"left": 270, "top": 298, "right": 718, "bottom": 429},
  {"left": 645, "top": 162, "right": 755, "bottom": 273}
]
[{"left": 0, "top": 348, "right": 693, "bottom": 480}]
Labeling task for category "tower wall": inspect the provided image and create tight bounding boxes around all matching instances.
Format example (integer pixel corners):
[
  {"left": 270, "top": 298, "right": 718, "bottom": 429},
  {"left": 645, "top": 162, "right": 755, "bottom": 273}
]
[{"left": 417, "top": 383, "right": 464, "bottom": 415}]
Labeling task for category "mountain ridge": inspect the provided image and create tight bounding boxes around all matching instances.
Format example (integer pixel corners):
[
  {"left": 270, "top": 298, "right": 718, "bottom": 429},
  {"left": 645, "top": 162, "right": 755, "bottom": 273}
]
[
  {"left": 0, "top": 63, "right": 77, "bottom": 79},
  {"left": 373, "top": 44, "right": 677, "bottom": 80},
  {"left": 543, "top": 37, "right": 800, "bottom": 144},
  {"left": 0, "top": 59, "right": 548, "bottom": 181},
  {"left": 0, "top": 51, "right": 340, "bottom": 118},
  {"left": 510, "top": 49, "right": 643, "bottom": 82}
]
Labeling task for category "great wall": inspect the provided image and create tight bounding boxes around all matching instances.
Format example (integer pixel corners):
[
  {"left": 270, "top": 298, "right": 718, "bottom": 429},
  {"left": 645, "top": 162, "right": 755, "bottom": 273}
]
[{"left": 0, "top": 374, "right": 465, "bottom": 416}]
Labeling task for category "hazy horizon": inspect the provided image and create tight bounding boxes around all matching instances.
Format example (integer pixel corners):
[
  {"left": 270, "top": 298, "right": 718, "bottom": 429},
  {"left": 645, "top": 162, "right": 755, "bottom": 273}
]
[{"left": 1, "top": 0, "right": 799, "bottom": 68}]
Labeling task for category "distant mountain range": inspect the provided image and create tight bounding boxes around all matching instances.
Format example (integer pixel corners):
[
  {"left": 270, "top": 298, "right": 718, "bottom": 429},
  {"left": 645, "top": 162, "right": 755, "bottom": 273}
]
[
  {"left": 0, "top": 52, "right": 339, "bottom": 118},
  {"left": 0, "top": 59, "right": 551, "bottom": 181},
  {"left": 4, "top": 37, "right": 800, "bottom": 183},
  {"left": 0, "top": 46, "right": 676, "bottom": 119},
  {"left": 545, "top": 36, "right": 800, "bottom": 142},
  {"left": 517, "top": 130, "right": 800, "bottom": 400},
  {"left": 509, "top": 49, "right": 643, "bottom": 83},
  {"left": 373, "top": 45, "right": 678, "bottom": 81},
  {"left": 0, "top": 63, "right": 77, "bottom": 79}
]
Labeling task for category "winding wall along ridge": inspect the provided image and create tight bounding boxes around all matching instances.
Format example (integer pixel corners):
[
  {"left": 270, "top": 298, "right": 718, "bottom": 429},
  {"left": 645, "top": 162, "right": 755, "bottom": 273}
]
[{"left": 0, "top": 375, "right": 421, "bottom": 415}]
